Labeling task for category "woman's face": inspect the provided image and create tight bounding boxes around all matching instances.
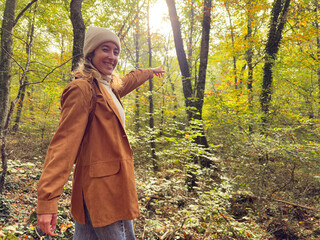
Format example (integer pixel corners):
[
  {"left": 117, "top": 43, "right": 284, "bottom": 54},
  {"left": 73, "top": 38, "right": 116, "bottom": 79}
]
[{"left": 91, "top": 41, "right": 119, "bottom": 75}]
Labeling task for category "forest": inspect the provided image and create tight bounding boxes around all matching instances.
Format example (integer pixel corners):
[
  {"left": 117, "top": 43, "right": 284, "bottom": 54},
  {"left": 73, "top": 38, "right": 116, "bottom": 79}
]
[{"left": 0, "top": 0, "right": 320, "bottom": 239}]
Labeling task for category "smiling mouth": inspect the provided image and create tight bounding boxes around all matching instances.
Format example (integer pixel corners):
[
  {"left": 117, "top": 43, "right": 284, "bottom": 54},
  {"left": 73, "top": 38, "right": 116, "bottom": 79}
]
[{"left": 104, "top": 63, "right": 114, "bottom": 68}]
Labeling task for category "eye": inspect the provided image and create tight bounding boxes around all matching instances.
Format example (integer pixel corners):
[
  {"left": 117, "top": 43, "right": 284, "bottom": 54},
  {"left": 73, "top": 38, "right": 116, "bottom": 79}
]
[
  {"left": 102, "top": 47, "right": 109, "bottom": 52},
  {"left": 114, "top": 50, "right": 119, "bottom": 56}
]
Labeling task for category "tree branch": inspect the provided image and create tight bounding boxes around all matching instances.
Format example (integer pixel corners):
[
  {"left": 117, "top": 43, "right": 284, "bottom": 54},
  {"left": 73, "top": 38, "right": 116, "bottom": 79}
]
[
  {"left": 14, "top": 0, "right": 38, "bottom": 27},
  {"left": 25, "top": 56, "right": 74, "bottom": 85},
  {"left": 249, "top": 194, "right": 320, "bottom": 212}
]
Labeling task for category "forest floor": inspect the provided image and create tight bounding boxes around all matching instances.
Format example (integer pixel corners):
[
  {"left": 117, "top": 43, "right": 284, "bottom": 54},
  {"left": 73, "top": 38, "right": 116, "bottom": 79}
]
[{"left": 1, "top": 135, "right": 320, "bottom": 239}]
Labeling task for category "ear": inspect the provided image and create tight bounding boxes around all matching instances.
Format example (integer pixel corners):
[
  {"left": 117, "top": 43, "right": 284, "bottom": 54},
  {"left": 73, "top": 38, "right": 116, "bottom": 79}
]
[{"left": 87, "top": 52, "right": 94, "bottom": 61}]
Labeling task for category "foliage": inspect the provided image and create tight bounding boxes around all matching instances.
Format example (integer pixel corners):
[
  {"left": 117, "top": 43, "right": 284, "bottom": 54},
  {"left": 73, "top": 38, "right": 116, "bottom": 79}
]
[
  {"left": 1, "top": 0, "right": 320, "bottom": 239},
  {"left": 135, "top": 167, "right": 263, "bottom": 239},
  {"left": 0, "top": 139, "right": 262, "bottom": 239}
]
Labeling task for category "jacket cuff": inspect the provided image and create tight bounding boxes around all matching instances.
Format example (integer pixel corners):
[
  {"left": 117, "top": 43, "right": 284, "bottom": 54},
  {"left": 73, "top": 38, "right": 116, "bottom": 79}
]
[
  {"left": 145, "top": 69, "right": 154, "bottom": 79},
  {"left": 37, "top": 199, "right": 58, "bottom": 214}
]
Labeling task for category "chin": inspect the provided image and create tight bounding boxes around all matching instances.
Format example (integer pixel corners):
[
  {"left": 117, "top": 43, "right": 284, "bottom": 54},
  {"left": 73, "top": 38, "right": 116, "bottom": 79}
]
[{"left": 102, "top": 70, "right": 114, "bottom": 75}]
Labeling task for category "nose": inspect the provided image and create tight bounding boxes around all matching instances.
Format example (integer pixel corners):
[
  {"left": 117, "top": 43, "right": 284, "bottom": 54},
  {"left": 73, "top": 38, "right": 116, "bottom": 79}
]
[{"left": 107, "top": 51, "right": 115, "bottom": 60}]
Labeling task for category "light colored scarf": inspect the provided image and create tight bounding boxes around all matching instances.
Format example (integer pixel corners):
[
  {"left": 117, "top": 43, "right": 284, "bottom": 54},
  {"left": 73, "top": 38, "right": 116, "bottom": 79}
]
[{"left": 98, "top": 75, "right": 125, "bottom": 128}]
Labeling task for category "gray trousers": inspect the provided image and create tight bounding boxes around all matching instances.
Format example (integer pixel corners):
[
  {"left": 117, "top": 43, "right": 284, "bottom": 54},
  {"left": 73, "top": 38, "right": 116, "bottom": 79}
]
[{"left": 73, "top": 202, "right": 135, "bottom": 240}]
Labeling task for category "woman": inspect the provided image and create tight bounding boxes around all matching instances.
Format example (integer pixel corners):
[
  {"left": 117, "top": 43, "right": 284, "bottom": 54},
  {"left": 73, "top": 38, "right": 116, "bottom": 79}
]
[{"left": 37, "top": 26, "right": 165, "bottom": 239}]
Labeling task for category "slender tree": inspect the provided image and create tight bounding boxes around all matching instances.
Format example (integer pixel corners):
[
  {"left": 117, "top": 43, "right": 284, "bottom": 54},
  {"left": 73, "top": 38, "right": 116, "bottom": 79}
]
[
  {"left": 224, "top": 1, "right": 238, "bottom": 88},
  {"left": 134, "top": 1, "right": 141, "bottom": 132},
  {"left": 314, "top": 0, "right": 320, "bottom": 118},
  {"left": 187, "top": 0, "right": 195, "bottom": 81},
  {"left": 13, "top": 3, "right": 38, "bottom": 133},
  {"left": 147, "top": 0, "right": 158, "bottom": 172},
  {"left": 166, "top": 0, "right": 212, "bottom": 168},
  {"left": 0, "top": 0, "right": 17, "bottom": 136},
  {"left": 196, "top": 0, "right": 212, "bottom": 118},
  {"left": 245, "top": 0, "right": 254, "bottom": 132},
  {"left": 195, "top": 0, "right": 212, "bottom": 168},
  {"left": 0, "top": 0, "right": 38, "bottom": 194},
  {"left": 260, "top": 0, "right": 291, "bottom": 123},
  {"left": 166, "top": 0, "right": 193, "bottom": 122},
  {"left": 164, "top": 38, "right": 177, "bottom": 121},
  {"left": 70, "top": 0, "right": 85, "bottom": 72},
  {"left": 0, "top": 0, "right": 17, "bottom": 194}
]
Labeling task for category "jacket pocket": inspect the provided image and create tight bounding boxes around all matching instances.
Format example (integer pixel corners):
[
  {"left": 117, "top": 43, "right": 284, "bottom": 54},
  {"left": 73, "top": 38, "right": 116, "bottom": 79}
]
[{"left": 89, "top": 161, "right": 121, "bottom": 178}]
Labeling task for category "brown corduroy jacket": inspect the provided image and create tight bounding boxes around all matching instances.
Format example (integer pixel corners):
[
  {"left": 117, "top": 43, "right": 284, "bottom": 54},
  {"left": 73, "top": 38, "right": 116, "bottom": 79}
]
[{"left": 37, "top": 69, "right": 154, "bottom": 227}]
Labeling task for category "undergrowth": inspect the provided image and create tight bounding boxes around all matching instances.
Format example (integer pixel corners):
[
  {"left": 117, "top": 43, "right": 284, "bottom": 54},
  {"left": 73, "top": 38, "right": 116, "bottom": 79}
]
[{"left": 1, "top": 124, "right": 320, "bottom": 239}]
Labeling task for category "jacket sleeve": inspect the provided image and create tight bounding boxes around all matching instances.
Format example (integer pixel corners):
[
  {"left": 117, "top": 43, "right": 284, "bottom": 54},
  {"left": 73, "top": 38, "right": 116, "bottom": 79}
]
[
  {"left": 118, "top": 69, "right": 154, "bottom": 97},
  {"left": 37, "top": 81, "right": 91, "bottom": 214}
]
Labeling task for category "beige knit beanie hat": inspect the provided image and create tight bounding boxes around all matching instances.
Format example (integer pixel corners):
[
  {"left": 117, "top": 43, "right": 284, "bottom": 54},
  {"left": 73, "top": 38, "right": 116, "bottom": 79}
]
[{"left": 83, "top": 26, "right": 121, "bottom": 58}]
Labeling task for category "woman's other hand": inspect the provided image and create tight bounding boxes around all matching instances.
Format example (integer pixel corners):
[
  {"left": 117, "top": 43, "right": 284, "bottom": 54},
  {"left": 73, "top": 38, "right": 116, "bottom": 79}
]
[{"left": 37, "top": 213, "right": 58, "bottom": 237}]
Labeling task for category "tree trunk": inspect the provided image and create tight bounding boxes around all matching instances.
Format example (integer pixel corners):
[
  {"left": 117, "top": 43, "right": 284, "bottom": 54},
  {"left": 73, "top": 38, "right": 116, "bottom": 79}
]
[
  {"left": 225, "top": 1, "right": 238, "bottom": 88},
  {"left": 12, "top": 84, "right": 26, "bottom": 133},
  {"left": 166, "top": 0, "right": 193, "bottom": 121},
  {"left": 13, "top": 4, "right": 37, "bottom": 133},
  {"left": 260, "top": 0, "right": 291, "bottom": 124},
  {"left": 134, "top": 2, "right": 141, "bottom": 132},
  {"left": 188, "top": 0, "right": 195, "bottom": 85},
  {"left": 0, "top": 0, "right": 17, "bottom": 194},
  {"left": 246, "top": 18, "right": 253, "bottom": 103},
  {"left": 147, "top": 0, "right": 158, "bottom": 172},
  {"left": 166, "top": 0, "right": 212, "bottom": 168},
  {"left": 194, "top": 0, "right": 212, "bottom": 167},
  {"left": 314, "top": 0, "right": 320, "bottom": 118},
  {"left": 0, "top": 0, "right": 17, "bottom": 134},
  {"left": 196, "top": 0, "right": 212, "bottom": 118},
  {"left": 70, "top": 0, "right": 85, "bottom": 72},
  {"left": 164, "top": 41, "right": 177, "bottom": 122},
  {"left": 0, "top": 0, "right": 38, "bottom": 194},
  {"left": 246, "top": 1, "right": 254, "bottom": 133}
]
